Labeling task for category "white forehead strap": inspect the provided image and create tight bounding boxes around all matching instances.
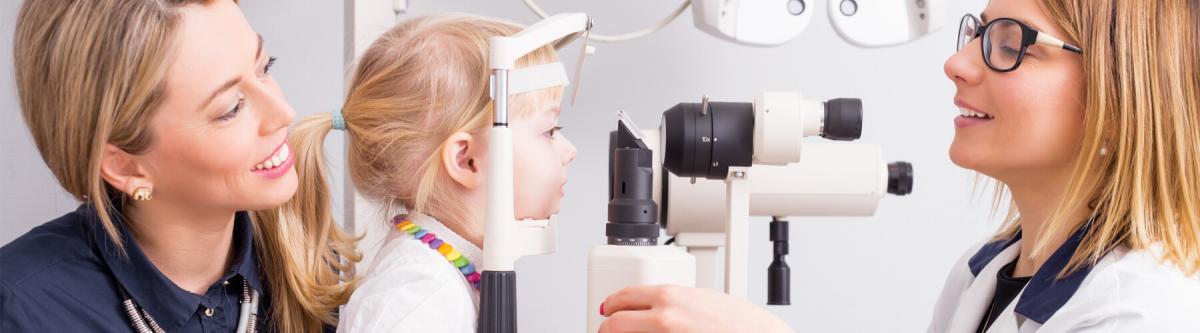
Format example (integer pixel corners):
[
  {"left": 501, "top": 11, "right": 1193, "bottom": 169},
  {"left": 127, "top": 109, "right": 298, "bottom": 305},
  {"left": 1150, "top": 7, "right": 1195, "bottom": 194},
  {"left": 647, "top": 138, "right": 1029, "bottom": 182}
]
[{"left": 499, "top": 62, "right": 570, "bottom": 96}]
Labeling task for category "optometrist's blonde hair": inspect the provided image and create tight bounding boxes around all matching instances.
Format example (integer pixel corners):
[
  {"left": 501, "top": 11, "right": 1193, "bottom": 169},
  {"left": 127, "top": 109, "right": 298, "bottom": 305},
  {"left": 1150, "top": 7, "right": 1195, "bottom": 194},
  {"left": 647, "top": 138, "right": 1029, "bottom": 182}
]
[
  {"left": 287, "top": 13, "right": 561, "bottom": 240},
  {"left": 987, "top": 0, "right": 1200, "bottom": 277},
  {"left": 13, "top": 1, "right": 357, "bottom": 331}
]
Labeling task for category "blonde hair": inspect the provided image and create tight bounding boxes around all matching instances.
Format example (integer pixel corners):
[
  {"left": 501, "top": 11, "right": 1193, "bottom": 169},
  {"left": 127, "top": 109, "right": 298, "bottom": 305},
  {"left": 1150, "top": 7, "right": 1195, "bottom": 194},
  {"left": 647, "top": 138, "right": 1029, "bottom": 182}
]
[
  {"left": 14, "top": 1, "right": 357, "bottom": 331},
  {"left": 988, "top": 0, "right": 1200, "bottom": 277},
  {"left": 289, "top": 13, "right": 561, "bottom": 238}
]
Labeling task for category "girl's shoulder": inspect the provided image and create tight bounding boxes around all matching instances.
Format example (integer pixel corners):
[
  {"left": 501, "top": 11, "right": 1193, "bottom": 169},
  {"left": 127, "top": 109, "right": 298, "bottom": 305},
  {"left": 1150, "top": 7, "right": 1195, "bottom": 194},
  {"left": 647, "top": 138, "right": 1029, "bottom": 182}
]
[{"left": 338, "top": 232, "right": 476, "bottom": 332}]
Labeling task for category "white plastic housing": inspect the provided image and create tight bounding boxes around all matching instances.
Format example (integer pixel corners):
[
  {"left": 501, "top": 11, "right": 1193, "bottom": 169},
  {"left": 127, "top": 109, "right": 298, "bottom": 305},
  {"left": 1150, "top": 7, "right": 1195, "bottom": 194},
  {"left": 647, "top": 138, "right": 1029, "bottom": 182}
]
[
  {"left": 489, "top": 13, "right": 589, "bottom": 70},
  {"left": 481, "top": 127, "right": 558, "bottom": 271},
  {"left": 752, "top": 91, "right": 825, "bottom": 165},
  {"left": 642, "top": 129, "right": 891, "bottom": 237},
  {"left": 691, "top": 0, "right": 815, "bottom": 46},
  {"left": 587, "top": 245, "right": 696, "bottom": 332},
  {"left": 828, "top": 0, "right": 944, "bottom": 48}
]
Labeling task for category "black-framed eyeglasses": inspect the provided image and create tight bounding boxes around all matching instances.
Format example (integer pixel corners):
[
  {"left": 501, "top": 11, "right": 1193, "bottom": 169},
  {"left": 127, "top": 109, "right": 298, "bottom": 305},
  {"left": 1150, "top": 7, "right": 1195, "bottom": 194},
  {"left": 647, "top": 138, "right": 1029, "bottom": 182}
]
[{"left": 957, "top": 13, "right": 1083, "bottom": 72}]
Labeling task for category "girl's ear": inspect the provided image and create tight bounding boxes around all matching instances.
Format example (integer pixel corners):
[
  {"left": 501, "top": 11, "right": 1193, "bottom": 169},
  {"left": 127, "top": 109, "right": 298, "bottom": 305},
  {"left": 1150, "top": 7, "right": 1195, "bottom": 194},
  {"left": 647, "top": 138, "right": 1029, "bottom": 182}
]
[{"left": 442, "top": 131, "right": 483, "bottom": 189}]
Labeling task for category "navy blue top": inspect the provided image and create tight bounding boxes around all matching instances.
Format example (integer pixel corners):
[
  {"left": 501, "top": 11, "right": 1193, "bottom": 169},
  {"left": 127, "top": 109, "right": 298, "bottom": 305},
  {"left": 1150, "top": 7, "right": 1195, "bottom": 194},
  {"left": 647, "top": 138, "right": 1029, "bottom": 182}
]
[
  {"left": 966, "top": 220, "right": 1098, "bottom": 324},
  {"left": 0, "top": 204, "right": 271, "bottom": 332}
]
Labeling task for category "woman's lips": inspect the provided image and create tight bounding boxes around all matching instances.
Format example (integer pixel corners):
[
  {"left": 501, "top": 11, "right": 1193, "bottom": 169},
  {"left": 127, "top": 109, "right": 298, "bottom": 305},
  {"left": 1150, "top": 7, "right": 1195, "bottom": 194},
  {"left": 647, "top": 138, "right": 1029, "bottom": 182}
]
[
  {"left": 251, "top": 141, "right": 294, "bottom": 179},
  {"left": 954, "top": 115, "right": 993, "bottom": 128},
  {"left": 953, "top": 99, "right": 994, "bottom": 129}
]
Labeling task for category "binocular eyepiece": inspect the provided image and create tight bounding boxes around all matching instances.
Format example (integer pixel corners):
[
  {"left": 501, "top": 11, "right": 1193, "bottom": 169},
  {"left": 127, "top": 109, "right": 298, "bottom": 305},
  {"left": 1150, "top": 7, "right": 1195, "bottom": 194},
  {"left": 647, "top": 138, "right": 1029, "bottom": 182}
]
[{"left": 660, "top": 98, "right": 864, "bottom": 180}]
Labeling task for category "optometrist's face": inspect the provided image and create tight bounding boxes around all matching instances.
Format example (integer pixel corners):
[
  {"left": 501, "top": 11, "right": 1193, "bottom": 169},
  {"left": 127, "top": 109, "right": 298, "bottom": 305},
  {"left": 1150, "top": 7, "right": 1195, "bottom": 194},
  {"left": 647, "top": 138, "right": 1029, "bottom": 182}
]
[
  {"left": 511, "top": 95, "right": 577, "bottom": 219},
  {"left": 137, "top": 1, "right": 298, "bottom": 213},
  {"left": 943, "top": 0, "right": 1085, "bottom": 181}
]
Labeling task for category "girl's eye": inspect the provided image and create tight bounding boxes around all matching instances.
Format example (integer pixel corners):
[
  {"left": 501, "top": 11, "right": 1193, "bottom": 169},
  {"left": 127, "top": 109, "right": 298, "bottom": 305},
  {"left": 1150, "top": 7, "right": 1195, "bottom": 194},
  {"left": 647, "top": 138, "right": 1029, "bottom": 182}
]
[
  {"left": 546, "top": 126, "right": 563, "bottom": 137},
  {"left": 218, "top": 97, "right": 245, "bottom": 122}
]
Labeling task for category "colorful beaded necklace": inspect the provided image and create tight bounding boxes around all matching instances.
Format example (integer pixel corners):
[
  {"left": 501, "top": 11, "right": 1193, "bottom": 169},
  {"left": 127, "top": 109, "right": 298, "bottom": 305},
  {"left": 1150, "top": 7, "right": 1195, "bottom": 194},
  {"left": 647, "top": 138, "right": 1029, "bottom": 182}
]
[{"left": 393, "top": 214, "right": 482, "bottom": 290}]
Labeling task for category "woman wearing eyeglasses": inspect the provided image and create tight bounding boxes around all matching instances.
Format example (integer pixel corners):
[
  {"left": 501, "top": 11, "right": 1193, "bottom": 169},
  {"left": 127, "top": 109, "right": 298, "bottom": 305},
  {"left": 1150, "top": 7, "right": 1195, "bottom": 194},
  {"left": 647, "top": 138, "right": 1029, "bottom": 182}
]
[{"left": 595, "top": 0, "right": 1200, "bottom": 332}]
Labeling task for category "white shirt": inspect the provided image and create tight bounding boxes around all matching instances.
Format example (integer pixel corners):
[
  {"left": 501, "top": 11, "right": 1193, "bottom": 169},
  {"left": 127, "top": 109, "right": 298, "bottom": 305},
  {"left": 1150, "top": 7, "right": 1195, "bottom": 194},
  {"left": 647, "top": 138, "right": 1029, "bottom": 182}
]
[
  {"left": 338, "top": 213, "right": 483, "bottom": 333},
  {"left": 928, "top": 226, "right": 1200, "bottom": 332}
]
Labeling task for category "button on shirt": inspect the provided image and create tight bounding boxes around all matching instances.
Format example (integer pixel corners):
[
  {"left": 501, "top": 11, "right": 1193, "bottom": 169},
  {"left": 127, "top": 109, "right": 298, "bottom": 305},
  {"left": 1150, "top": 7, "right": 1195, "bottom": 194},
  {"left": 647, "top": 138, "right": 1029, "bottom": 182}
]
[{"left": 0, "top": 204, "right": 271, "bottom": 332}]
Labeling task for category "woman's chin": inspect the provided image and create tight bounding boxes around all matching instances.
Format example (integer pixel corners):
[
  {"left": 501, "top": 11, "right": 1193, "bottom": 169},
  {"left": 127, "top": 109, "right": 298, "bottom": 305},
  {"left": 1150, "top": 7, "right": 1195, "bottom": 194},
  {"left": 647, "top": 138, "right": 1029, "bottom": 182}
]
[
  {"left": 244, "top": 173, "right": 299, "bottom": 211},
  {"left": 949, "top": 141, "right": 985, "bottom": 171}
]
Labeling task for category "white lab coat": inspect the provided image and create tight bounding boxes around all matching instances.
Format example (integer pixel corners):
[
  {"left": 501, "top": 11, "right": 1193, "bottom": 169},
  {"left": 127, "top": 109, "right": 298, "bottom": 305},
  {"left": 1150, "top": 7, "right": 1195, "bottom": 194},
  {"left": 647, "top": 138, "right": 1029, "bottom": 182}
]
[
  {"left": 928, "top": 226, "right": 1200, "bottom": 332},
  {"left": 338, "top": 213, "right": 482, "bottom": 333}
]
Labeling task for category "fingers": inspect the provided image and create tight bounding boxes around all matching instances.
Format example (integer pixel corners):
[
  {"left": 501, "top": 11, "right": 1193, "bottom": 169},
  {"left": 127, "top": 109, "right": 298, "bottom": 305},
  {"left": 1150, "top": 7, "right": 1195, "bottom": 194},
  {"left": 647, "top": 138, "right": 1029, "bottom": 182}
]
[
  {"left": 601, "top": 284, "right": 680, "bottom": 316},
  {"left": 597, "top": 309, "right": 663, "bottom": 333}
]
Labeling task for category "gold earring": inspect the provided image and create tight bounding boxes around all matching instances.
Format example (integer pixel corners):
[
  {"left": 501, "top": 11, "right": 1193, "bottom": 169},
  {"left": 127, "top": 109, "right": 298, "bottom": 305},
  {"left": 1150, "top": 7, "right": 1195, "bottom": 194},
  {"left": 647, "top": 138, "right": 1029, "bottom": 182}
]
[{"left": 132, "top": 187, "right": 153, "bottom": 201}]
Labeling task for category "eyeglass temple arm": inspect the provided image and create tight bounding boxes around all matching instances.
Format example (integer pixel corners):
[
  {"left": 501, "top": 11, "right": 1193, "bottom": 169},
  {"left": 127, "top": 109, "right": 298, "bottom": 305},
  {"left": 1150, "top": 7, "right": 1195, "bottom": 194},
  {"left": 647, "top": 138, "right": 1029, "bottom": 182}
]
[{"left": 1035, "top": 32, "right": 1083, "bottom": 54}]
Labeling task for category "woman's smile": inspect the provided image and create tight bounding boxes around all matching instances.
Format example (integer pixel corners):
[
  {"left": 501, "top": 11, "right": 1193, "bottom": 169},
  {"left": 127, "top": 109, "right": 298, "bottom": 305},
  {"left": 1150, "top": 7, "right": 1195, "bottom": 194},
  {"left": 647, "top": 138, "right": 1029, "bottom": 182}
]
[
  {"left": 953, "top": 99, "right": 995, "bottom": 128},
  {"left": 251, "top": 141, "right": 294, "bottom": 179}
]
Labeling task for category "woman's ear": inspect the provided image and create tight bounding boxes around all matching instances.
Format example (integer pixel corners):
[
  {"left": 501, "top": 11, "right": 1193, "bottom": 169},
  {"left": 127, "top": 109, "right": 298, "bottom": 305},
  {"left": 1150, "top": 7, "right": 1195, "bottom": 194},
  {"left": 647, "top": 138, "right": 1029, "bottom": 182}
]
[
  {"left": 98, "top": 143, "right": 153, "bottom": 197},
  {"left": 442, "top": 132, "right": 483, "bottom": 189}
]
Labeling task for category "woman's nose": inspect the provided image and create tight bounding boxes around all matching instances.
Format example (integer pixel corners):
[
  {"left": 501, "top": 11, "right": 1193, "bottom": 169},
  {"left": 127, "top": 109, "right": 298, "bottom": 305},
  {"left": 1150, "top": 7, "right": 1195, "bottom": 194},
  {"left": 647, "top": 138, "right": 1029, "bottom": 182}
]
[
  {"left": 944, "top": 39, "right": 984, "bottom": 86},
  {"left": 249, "top": 83, "right": 295, "bottom": 136}
]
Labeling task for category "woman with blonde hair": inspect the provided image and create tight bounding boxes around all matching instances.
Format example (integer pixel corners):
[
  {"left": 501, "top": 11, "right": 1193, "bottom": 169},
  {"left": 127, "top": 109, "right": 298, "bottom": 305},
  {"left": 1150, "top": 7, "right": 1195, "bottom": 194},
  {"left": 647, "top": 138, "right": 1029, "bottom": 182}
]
[
  {"left": 285, "top": 13, "right": 577, "bottom": 332},
  {"left": 1, "top": 0, "right": 357, "bottom": 332},
  {"left": 598, "top": 0, "right": 1200, "bottom": 331}
]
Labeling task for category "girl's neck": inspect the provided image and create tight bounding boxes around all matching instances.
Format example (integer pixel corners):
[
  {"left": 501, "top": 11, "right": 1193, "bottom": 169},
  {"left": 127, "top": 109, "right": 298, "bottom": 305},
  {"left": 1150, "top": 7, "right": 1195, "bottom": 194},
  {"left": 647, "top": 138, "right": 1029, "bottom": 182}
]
[
  {"left": 455, "top": 206, "right": 484, "bottom": 248},
  {"left": 125, "top": 200, "right": 237, "bottom": 295}
]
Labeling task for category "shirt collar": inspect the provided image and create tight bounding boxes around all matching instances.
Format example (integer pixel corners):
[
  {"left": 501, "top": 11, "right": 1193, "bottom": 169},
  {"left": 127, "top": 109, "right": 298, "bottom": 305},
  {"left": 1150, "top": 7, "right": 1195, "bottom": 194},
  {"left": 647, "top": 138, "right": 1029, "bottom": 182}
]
[
  {"left": 967, "top": 220, "right": 1097, "bottom": 324},
  {"left": 81, "top": 204, "right": 264, "bottom": 330},
  {"left": 968, "top": 231, "right": 1023, "bottom": 277}
]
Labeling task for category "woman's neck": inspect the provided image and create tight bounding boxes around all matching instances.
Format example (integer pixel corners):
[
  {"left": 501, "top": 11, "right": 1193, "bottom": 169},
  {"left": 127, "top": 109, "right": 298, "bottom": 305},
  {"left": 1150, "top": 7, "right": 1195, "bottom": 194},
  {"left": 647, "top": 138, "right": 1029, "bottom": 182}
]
[
  {"left": 125, "top": 201, "right": 237, "bottom": 295},
  {"left": 1004, "top": 171, "right": 1090, "bottom": 278}
]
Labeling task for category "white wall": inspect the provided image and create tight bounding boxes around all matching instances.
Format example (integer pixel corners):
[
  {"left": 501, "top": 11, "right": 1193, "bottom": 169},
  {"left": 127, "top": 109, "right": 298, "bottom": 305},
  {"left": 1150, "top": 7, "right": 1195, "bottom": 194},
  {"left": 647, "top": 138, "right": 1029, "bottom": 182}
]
[{"left": 2, "top": 0, "right": 1002, "bottom": 331}]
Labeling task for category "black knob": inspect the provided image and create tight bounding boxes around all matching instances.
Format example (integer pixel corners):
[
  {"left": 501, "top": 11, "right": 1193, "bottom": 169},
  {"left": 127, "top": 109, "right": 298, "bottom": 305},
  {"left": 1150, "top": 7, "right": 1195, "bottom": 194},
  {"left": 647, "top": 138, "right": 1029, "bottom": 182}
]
[
  {"left": 887, "top": 161, "right": 914, "bottom": 195},
  {"left": 767, "top": 218, "right": 790, "bottom": 305}
]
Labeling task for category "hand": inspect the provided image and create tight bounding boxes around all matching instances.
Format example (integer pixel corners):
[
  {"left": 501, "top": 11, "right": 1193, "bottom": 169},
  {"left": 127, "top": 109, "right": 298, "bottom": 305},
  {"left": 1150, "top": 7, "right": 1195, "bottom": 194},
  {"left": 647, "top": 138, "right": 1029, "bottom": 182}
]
[{"left": 597, "top": 285, "right": 793, "bottom": 333}]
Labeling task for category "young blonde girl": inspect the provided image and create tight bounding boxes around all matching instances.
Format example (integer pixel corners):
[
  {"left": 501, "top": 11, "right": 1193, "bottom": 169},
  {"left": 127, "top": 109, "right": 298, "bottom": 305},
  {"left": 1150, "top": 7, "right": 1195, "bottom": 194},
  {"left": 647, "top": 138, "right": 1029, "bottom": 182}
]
[{"left": 285, "top": 14, "right": 576, "bottom": 331}]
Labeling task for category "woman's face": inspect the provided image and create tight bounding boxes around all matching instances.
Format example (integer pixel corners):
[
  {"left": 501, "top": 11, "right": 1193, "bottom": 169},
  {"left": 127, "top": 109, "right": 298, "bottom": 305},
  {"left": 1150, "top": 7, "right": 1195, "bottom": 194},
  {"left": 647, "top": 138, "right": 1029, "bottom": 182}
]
[
  {"left": 943, "top": 0, "right": 1086, "bottom": 182},
  {"left": 511, "top": 94, "right": 577, "bottom": 219},
  {"left": 135, "top": 1, "right": 297, "bottom": 213}
]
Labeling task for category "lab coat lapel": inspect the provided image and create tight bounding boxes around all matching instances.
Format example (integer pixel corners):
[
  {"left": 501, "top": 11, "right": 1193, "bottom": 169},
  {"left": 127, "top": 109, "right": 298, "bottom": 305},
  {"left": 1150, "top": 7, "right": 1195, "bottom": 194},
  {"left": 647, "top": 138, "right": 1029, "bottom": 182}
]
[{"left": 946, "top": 240, "right": 1022, "bottom": 333}]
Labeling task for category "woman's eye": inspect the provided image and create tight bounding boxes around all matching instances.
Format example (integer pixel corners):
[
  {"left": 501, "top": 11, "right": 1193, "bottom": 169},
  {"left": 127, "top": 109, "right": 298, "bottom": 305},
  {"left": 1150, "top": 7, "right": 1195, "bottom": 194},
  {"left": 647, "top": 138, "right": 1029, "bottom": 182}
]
[
  {"left": 217, "top": 97, "right": 245, "bottom": 122},
  {"left": 999, "top": 45, "right": 1022, "bottom": 57},
  {"left": 260, "top": 56, "right": 277, "bottom": 78},
  {"left": 546, "top": 126, "right": 563, "bottom": 137}
]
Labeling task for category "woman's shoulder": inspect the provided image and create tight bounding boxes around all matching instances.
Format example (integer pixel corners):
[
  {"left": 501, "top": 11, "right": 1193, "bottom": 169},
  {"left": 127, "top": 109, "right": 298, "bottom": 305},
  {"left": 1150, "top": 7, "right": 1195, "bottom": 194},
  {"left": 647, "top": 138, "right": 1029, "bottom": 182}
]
[
  {"left": 1065, "top": 246, "right": 1200, "bottom": 330},
  {"left": 1083, "top": 245, "right": 1200, "bottom": 299},
  {"left": 0, "top": 208, "right": 123, "bottom": 330},
  {"left": 338, "top": 234, "right": 475, "bottom": 332},
  {"left": 0, "top": 207, "right": 101, "bottom": 290}
]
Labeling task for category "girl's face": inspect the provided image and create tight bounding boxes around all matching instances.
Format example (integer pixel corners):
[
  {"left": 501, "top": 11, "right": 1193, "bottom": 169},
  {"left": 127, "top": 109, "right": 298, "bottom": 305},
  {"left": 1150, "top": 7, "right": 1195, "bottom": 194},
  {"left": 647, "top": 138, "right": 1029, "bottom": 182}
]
[
  {"left": 510, "top": 96, "right": 577, "bottom": 219},
  {"left": 943, "top": 0, "right": 1086, "bottom": 182},
  {"left": 122, "top": 1, "right": 298, "bottom": 215}
]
